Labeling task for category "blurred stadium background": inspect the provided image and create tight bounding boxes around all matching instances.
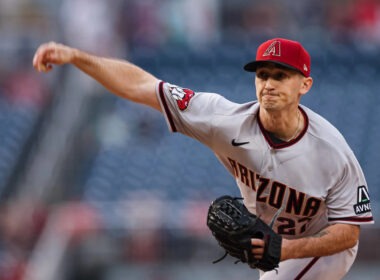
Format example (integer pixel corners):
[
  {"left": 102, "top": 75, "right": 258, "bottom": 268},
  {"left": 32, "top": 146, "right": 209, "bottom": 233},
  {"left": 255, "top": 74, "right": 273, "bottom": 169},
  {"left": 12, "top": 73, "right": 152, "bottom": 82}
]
[{"left": 0, "top": 0, "right": 379, "bottom": 279}]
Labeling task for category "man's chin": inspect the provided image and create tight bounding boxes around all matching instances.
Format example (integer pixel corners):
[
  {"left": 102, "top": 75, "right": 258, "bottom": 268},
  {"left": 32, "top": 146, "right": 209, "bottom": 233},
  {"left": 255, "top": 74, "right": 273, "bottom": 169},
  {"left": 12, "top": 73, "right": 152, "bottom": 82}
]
[{"left": 259, "top": 101, "right": 280, "bottom": 111}]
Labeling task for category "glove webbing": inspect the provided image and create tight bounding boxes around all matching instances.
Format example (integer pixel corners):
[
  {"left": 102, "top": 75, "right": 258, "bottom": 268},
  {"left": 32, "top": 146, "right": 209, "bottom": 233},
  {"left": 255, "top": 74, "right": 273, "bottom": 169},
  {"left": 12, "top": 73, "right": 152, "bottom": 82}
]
[{"left": 212, "top": 196, "right": 243, "bottom": 264}]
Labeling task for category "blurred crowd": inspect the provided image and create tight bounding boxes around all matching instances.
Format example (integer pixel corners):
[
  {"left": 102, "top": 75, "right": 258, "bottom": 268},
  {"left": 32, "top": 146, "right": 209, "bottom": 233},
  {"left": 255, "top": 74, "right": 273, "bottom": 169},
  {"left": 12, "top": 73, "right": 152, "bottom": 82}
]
[
  {"left": 1, "top": 0, "right": 380, "bottom": 109},
  {"left": 1, "top": 0, "right": 380, "bottom": 136}
]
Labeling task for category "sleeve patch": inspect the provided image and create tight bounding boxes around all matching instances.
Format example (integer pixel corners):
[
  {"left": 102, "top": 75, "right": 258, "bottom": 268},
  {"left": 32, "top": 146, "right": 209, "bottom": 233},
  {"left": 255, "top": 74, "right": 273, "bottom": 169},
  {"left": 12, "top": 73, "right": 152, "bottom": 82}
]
[
  {"left": 168, "top": 85, "right": 195, "bottom": 111},
  {"left": 353, "top": 185, "right": 371, "bottom": 215}
]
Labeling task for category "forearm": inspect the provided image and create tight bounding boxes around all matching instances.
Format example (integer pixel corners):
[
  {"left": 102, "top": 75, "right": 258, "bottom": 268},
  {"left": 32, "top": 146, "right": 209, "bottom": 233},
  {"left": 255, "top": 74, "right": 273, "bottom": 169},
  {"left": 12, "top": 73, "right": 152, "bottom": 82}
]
[
  {"left": 33, "top": 42, "right": 161, "bottom": 110},
  {"left": 281, "top": 224, "right": 359, "bottom": 261},
  {"left": 71, "top": 49, "right": 159, "bottom": 107}
]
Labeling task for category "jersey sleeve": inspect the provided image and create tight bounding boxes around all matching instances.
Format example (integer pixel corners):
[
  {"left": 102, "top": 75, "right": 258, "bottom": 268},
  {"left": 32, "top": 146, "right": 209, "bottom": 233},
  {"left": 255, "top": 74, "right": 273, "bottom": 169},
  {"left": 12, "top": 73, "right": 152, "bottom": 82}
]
[
  {"left": 156, "top": 81, "right": 227, "bottom": 147},
  {"left": 326, "top": 152, "right": 374, "bottom": 225}
]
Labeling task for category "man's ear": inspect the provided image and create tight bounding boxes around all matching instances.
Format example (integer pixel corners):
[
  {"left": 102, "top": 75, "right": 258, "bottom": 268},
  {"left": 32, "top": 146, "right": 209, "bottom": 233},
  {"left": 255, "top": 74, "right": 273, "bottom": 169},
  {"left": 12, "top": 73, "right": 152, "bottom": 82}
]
[{"left": 300, "top": 77, "right": 313, "bottom": 96}]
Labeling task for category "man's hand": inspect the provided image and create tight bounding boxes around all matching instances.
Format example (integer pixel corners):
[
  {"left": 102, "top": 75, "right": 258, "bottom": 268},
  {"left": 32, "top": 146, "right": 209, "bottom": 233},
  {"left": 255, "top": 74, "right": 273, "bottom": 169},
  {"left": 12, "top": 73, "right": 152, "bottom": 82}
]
[
  {"left": 251, "top": 238, "right": 265, "bottom": 259},
  {"left": 33, "top": 42, "right": 75, "bottom": 72}
]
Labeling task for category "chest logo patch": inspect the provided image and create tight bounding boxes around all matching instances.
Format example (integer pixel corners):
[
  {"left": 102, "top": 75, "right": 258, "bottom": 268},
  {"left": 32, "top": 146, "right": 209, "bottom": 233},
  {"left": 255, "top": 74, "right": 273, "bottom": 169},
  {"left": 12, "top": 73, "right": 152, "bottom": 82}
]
[
  {"left": 353, "top": 185, "right": 371, "bottom": 215},
  {"left": 169, "top": 86, "right": 195, "bottom": 111}
]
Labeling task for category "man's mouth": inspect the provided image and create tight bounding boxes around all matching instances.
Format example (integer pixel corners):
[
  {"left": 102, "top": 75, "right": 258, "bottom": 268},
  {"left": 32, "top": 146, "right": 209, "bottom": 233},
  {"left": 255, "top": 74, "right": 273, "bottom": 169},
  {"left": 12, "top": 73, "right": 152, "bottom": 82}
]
[{"left": 262, "top": 93, "right": 279, "bottom": 97}]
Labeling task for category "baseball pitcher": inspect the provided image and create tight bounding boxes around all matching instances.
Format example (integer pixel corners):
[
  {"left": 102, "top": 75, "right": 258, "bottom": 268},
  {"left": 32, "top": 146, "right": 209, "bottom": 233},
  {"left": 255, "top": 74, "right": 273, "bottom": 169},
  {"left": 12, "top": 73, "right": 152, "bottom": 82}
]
[{"left": 33, "top": 38, "right": 374, "bottom": 279}]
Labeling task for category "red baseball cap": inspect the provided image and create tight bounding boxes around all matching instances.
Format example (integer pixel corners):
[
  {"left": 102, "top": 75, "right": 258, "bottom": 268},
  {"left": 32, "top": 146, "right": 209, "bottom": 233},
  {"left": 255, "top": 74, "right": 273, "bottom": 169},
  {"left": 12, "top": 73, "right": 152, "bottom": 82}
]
[{"left": 244, "top": 38, "right": 311, "bottom": 77}]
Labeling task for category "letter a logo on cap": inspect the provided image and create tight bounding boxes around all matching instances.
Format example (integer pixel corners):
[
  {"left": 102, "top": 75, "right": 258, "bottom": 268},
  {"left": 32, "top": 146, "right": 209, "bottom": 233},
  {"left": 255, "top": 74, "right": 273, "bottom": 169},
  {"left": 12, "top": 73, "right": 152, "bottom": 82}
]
[{"left": 263, "top": 41, "right": 281, "bottom": 57}]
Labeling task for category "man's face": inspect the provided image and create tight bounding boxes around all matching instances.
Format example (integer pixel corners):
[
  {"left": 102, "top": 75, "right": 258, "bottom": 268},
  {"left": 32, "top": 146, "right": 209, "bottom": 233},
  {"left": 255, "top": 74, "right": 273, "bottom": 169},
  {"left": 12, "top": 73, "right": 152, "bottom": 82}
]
[{"left": 255, "top": 63, "right": 307, "bottom": 111}]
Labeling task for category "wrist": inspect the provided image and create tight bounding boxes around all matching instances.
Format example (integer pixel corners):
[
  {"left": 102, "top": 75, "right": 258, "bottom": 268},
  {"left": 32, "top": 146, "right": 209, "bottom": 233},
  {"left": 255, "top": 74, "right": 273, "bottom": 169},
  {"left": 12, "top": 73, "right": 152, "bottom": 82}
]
[
  {"left": 280, "top": 238, "right": 296, "bottom": 261},
  {"left": 70, "top": 47, "right": 81, "bottom": 64}
]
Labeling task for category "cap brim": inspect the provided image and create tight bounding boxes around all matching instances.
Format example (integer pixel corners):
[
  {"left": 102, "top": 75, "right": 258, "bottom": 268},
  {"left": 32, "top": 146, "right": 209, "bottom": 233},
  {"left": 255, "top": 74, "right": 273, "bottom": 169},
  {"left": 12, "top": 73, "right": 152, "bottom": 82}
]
[{"left": 244, "top": 60, "right": 304, "bottom": 75}]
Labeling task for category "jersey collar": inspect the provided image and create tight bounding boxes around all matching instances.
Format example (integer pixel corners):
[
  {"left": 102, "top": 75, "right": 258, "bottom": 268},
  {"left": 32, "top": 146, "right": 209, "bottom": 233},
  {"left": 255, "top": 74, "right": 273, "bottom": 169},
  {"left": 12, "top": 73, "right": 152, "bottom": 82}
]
[{"left": 257, "top": 106, "right": 309, "bottom": 149}]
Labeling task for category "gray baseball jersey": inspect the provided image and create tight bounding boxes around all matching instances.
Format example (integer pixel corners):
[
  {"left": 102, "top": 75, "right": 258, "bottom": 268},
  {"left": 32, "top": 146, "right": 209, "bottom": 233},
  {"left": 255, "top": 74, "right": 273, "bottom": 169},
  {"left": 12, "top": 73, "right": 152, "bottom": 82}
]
[{"left": 156, "top": 81, "right": 374, "bottom": 279}]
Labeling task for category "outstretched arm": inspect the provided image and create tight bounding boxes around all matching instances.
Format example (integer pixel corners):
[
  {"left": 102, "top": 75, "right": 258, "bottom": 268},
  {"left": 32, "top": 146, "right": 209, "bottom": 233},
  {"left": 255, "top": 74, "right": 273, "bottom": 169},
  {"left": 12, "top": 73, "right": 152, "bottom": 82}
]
[
  {"left": 33, "top": 42, "right": 161, "bottom": 111},
  {"left": 251, "top": 223, "right": 360, "bottom": 261}
]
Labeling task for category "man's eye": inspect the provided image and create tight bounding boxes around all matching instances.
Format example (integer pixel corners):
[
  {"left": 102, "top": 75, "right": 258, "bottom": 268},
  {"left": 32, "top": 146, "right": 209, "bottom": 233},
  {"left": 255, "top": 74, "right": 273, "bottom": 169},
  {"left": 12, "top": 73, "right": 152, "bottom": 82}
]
[
  {"left": 258, "top": 72, "right": 268, "bottom": 79},
  {"left": 274, "top": 73, "right": 286, "bottom": 80}
]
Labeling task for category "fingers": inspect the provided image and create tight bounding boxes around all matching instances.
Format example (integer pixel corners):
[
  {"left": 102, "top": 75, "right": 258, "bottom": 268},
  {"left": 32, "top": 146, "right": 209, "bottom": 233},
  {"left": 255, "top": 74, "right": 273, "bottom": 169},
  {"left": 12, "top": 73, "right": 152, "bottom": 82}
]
[
  {"left": 33, "top": 41, "right": 68, "bottom": 73},
  {"left": 33, "top": 42, "right": 53, "bottom": 72},
  {"left": 251, "top": 238, "right": 265, "bottom": 247},
  {"left": 252, "top": 246, "right": 264, "bottom": 259},
  {"left": 251, "top": 238, "right": 265, "bottom": 259}
]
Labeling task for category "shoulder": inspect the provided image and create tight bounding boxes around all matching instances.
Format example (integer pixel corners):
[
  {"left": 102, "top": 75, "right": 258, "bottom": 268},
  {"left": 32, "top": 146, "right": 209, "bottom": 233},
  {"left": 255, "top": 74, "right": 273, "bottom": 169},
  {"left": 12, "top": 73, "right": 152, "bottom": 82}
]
[
  {"left": 161, "top": 81, "right": 259, "bottom": 116},
  {"left": 302, "top": 105, "right": 354, "bottom": 158}
]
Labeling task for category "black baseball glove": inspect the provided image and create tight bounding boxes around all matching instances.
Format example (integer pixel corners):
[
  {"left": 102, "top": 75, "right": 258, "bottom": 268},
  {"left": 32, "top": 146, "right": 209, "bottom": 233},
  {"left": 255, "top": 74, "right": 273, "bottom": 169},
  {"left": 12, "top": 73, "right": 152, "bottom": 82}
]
[{"left": 206, "top": 195, "right": 282, "bottom": 271}]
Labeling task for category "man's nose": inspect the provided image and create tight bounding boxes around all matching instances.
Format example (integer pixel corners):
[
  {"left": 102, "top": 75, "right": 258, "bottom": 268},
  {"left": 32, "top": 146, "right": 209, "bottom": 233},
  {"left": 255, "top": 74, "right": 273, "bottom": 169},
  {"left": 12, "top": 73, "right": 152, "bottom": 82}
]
[{"left": 264, "top": 78, "right": 275, "bottom": 90}]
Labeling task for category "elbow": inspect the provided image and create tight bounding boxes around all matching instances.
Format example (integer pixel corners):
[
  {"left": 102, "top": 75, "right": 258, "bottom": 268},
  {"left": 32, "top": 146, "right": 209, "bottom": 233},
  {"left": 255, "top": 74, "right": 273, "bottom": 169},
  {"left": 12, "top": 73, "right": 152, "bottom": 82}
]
[
  {"left": 346, "top": 237, "right": 358, "bottom": 249},
  {"left": 345, "top": 225, "right": 360, "bottom": 249},
  {"left": 121, "top": 78, "right": 158, "bottom": 102},
  {"left": 113, "top": 84, "right": 143, "bottom": 102}
]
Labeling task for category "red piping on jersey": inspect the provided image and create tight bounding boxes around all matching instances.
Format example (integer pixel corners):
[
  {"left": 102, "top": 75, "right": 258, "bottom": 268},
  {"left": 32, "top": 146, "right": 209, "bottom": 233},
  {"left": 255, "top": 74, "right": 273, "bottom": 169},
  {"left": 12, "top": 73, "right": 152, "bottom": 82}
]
[
  {"left": 294, "top": 257, "right": 320, "bottom": 280},
  {"left": 159, "top": 81, "right": 177, "bottom": 132},
  {"left": 258, "top": 106, "right": 309, "bottom": 149},
  {"left": 328, "top": 216, "right": 374, "bottom": 222}
]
